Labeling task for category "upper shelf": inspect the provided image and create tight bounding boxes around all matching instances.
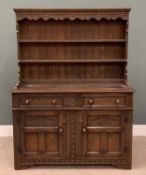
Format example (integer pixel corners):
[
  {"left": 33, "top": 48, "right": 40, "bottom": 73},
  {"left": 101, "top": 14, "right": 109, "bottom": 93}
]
[
  {"left": 18, "top": 59, "right": 127, "bottom": 63},
  {"left": 19, "top": 39, "right": 126, "bottom": 43}
]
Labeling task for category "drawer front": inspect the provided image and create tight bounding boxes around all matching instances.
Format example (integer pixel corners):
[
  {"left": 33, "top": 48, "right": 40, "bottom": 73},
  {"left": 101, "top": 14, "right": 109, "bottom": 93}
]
[
  {"left": 14, "top": 93, "right": 131, "bottom": 108},
  {"left": 18, "top": 95, "right": 64, "bottom": 107},
  {"left": 82, "top": 94, "right": 128, "bottom": 108}
]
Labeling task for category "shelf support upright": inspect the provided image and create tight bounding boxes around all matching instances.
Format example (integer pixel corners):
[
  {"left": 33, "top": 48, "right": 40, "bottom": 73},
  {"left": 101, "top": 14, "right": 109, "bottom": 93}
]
[
  {"left": 15, "top": 21, "right": 20, "bottom": 89},
  {"left": 124, "top": 20, "right": 129, "bottom": 84}
]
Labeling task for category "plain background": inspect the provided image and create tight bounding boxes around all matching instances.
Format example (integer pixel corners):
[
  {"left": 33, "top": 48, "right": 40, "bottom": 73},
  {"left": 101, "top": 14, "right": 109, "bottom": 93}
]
[{"left": 0, "top": 0, "right": 146, "bottom": 125}]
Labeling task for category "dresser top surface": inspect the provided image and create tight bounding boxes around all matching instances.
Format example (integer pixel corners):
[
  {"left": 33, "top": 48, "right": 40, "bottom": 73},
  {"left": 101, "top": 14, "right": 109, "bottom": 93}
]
[{"left": 12, "top": 82, "right": 133, "bottom": 93}]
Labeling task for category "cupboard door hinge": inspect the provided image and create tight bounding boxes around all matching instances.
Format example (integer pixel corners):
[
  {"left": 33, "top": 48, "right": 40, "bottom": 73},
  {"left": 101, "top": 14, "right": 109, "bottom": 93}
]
[{"left": 17, "top": 146, "right": 22, "bottom": 154}]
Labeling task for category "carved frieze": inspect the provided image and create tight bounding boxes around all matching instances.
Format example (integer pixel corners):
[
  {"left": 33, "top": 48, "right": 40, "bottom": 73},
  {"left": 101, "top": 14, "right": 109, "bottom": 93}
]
[{"left": 14, "top": 9, "right": 129, "bottom": 22}]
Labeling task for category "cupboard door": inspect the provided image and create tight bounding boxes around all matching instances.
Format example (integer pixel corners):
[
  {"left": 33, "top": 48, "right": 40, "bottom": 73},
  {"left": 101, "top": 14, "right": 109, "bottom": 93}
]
[
  {"left": 80, "top": 110, "right": 128, "bottom": 159},
  {"left": 17, "top": 111, "right": 66, "bottom": 160}
]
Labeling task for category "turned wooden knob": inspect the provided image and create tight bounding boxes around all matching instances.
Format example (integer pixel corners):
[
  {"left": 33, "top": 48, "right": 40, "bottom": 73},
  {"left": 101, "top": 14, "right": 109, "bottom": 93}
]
[
  {"left": 25, "top": 99, "right": 30, "bottom": 105},
  {"left": 115, "top": 99, "right": 120, "bottom": 104},
  {"left": 88, "top": 99, "right": 94, "bottom": 105},
  {"left": 58, "top": 127, "right": 63, "bottom": 133},
  {"left": 82, "top": 127, "right": 87, "bottom": 133},
  {"left": 52, "top": 99, "right": 56, "bottom": 105}
]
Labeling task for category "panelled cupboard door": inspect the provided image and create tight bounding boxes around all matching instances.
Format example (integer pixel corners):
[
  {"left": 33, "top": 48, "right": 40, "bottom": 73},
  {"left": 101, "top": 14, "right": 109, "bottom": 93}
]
[
  {"left": 16, "top": 111, "right": 66, "bottom": 160},
  {"left": 80, "top": 110, "right": 128, "bottom": 160}
]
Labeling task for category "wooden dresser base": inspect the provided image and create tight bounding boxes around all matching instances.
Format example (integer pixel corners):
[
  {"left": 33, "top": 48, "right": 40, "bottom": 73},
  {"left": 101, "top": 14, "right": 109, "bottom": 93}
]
[{"left": 13, "top": 90, "right": 133, "bottom": 170}]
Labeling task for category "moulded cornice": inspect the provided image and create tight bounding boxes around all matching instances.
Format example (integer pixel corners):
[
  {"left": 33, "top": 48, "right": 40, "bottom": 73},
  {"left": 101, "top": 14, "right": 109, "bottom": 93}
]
[{"left": 14, "top": 9, "right": 130, "bottom": 21}]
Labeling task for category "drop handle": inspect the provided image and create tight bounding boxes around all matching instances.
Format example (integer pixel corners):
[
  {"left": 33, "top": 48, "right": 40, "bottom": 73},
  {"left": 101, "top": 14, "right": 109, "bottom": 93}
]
[
  {"left": 58, "top": 127, "right": 63, "bottom": 133},
  {"left": 82, "top": 127, "right": 87, "bottom": 133},
  {"left": 88, "top": 99, "right": 94, "bottom": 105},
  {"left": 25, "top": 99, "right": 30, "bottom": 105},
  {"left": 115, "top": 99, "right": 120, "bottom": 104},
  {"left": 52, "top": 99, "right": 57, "bottom": 105}
]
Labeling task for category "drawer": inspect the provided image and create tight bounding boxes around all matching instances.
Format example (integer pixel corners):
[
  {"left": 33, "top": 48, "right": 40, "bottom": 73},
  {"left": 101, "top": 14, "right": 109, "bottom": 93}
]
[
  {"left": 82, "top": 94, "right": 128, "bottom": 108},
  {"left": 18, "top": 95, "right": 64, "bottom": 107}
]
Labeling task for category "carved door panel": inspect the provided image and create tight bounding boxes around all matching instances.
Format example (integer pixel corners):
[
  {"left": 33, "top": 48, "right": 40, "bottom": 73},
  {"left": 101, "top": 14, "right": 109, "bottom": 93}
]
[
  {"left": 79, "top": 110, "right": 128, "bottom": 159},
  {"left": 17, "top": 111, "right": 67, "bottom": 160}
]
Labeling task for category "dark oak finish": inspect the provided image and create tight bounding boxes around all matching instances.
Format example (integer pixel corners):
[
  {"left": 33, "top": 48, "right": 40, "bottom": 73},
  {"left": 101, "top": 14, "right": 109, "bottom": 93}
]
[{"left": 12, "top": 9, "right": 133, "bottom": 169}]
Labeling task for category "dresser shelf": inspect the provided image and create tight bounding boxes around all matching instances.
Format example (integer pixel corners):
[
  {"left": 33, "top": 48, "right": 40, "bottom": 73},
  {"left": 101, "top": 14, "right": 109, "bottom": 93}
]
[
  {"left": 18, "top": 59, "right": 127, "bottom": 63},
  {"left": 19, "top": 39, "right": 126, "bottom": 43}
]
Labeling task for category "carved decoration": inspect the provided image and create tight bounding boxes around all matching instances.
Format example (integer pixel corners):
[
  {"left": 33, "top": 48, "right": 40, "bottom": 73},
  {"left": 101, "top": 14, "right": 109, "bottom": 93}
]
[
  {"left": 15, "top": 81, "right": 20, "bottom": 89},
  {"left": 88, "top": 115, "right": 120, "bottom": 127},
  {"left": 69, "top": 112, "right": 76, "bottom": 158},
  {"left": 15, "top": 22, "right": 20, "bottom": 89},
  {"left": 124, "top": 20, "right": 129, "bottom": 83},
  {"left": 16, "top": 13, "right": 129, "bottom": 22},
  {"left": 15, "top": 65, "right": 20, "bottom": 89},
  {"left": 24, "top": 115, "right": 58, "bottom": 127},
  {"left": 20, "top": 158, "right": 126, "bottom": 163}
]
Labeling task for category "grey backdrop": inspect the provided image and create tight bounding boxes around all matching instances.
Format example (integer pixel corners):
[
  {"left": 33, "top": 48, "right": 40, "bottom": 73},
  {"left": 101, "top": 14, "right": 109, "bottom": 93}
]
[{"left": 0, "top": 0, "right": 146, "bottom": 125}]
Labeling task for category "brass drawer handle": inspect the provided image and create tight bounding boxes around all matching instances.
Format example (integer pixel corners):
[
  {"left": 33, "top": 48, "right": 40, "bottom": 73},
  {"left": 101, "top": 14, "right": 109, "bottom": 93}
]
[
  {"left": 25, "top": 99, "right": 30, "bottom": 105},
  {"left": 115, "top": 99, "right": 120, "bottom": 104},
  {"left": 82, "top": 127, "right": 87, "bottom": 133},
  {"left": 52, "top": 99, "right": 57, "bottom": 105},
  {"left": 58, "top": 127, "right": 63, "bottom": 133},
  {"left": 88, "top": 99, "right": 94, "bottom": 105}
]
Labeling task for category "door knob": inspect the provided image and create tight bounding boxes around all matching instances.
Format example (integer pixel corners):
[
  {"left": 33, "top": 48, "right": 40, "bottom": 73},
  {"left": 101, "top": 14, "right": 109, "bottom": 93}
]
[
  {"left": 25, "top": 99, "right": 30, "bottom": 105},
  {"left": 82, "top": 127, "right": 87, "bottom": 133},
  {"left": 58, "top": 127, "right": 63, "bottom": 133},
  {"left": 115, "top": 99, "right": 120, "bottom": 104},
  {"left": 88, "top": 99, "right": 94, "bottom": 105},
  {"left": 52, "top": 99, "right": 56, "bottom": 105}
]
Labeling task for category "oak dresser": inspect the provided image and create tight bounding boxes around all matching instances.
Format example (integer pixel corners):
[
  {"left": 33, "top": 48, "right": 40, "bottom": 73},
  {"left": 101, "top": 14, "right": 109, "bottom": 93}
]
[{"left": 12, "top": 9, "right": 133, "bottom": 169}]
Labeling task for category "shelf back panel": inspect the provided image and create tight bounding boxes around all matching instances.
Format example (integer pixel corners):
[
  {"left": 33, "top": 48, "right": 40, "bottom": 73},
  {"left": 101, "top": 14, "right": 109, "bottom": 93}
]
[
  {"left": 20, "top": 63, "right": 124, "bottom": 81},
  {"left": 20, "top": 42, "right": 125, "bottom": 60},
  {"left": 19, "top": 19, "right": 126, "bottom": 40}
]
